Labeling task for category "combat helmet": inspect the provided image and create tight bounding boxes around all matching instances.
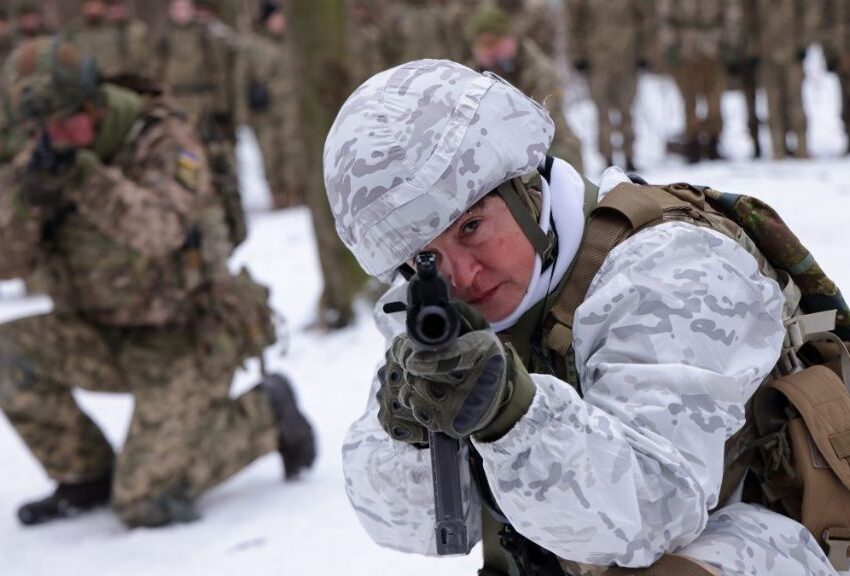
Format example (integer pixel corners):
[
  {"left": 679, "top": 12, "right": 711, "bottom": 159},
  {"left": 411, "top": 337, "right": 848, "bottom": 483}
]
[
  {"left": 467, "top": 6, "right": 511, "bottom": 40},
  {"left": 1, "top": 36, "right": 100, "bottom": 126},
  {"left": 323, "top": 59, "right": 554, "bottom": 282}
]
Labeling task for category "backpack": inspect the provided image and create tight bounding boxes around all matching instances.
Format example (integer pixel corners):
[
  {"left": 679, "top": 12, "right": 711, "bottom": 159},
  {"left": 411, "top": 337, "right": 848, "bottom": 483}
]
[{"left": 546, "top": 179, "right": 850, "bottom": 572}]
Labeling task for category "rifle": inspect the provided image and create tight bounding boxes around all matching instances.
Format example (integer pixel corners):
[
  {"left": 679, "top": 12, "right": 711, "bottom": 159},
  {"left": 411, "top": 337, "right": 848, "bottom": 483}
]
[{"left": 388, "top": 251, "right": 469, "bottom": 555}]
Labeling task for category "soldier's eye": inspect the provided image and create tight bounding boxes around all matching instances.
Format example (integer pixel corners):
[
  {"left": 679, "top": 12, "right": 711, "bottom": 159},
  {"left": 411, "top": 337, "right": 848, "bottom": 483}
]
[{"left": 460, "top": 218, "right": 481, "bottom": 236}]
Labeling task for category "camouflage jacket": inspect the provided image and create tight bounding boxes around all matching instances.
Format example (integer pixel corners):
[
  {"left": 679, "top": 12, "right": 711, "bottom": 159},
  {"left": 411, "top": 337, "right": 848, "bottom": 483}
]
[
  {"left": 242, "top": 31, "right": 295, "bottom": 121},
  {"left": 0, "top": 85, "right": 232, "bottom": 326},
  {"left": 338, "top": 166, "right": 841, "bottom": 573},
  {"left": 386, "top": 0, "right": 453, "bottom": 63},
  {"left": 754, "top": 0, "right": 807, "bottom": 63},
  {"left": 822, "top": 0, "right": 850, "bottom": 61},
  {"left": 570, "top": 0, "right": 647, "bottom": 69},
  {"left": 155, "top": 21, "right": 238, "bottom": 126},
  {"left": 657, "top": 0, "right": 736, "bottom": 64},
  {"left": 64, "top": 18, "right": 151, "bottom": 78},
  {"left": 494, "top": 39, "right": 578, "bottom": 168}
]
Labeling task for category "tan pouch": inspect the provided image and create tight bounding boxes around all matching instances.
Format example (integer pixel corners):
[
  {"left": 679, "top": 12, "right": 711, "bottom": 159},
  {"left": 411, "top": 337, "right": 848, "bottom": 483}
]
[
  {"left": 600, "top": 554, "right": 719, "bottom": 575},
  {"left": 756, "top": 364, "right": 850, "bottom": 570}
]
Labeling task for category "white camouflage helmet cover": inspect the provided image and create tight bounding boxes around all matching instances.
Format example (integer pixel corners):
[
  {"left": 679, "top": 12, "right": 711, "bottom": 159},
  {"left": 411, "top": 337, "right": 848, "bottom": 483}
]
[{"left": 323, "top": 59, "right": 555, "bottom": 281}]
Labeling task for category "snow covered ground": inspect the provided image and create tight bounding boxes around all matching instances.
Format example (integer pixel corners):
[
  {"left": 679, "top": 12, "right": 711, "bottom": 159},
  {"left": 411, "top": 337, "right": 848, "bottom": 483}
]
[{"left": 1, "top": 52, "right": 849, "bottom": 576}]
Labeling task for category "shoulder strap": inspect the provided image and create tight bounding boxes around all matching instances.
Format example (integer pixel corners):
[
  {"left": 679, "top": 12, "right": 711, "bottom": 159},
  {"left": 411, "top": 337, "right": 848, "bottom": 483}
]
[{"left": 546, "top": 182, "right": 692, "bottom": 356}]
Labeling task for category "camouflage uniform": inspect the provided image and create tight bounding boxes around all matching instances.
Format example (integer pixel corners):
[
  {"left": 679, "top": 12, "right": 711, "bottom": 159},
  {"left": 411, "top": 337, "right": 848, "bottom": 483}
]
[
  {"left": 483, "top": 39, "right": 584, "bottom": 173},
  {"left": 823, "top": 0, "right": 850, "bottom": 153},
  {"left": 658, "top": 0, "right": 733, "bottom": 162},
  {"left": 12, "top": 2, "right": 47, "bottom": 41},
  {"left": 0, "top": 40, "right": 280, "bottom": 527},
  {"left": 346, "top": 0, "right": 395, "bottom": 94},
  {"left": 155, "top": 16, "right": 244, "bottom": 244},
  {"left": 386, "top": 0, "right": 453, "bottom": 63},
  {"left": 64, "top": 10, "right": 151, "bottom": 78},
  {"left": 0, "top": 27, "right": 21, "bottom": 163},
  {"left": 571, "top": 0, "right": 647, "bottom": 169},
  {"left": 754, "top": 0, "right": 810, "bottom": 158},
  {"left": 496, "top": 0, "right": 559, "bottom": 58},
  {"left": 324, "top": 60, "right": 839, "bottom": 575},
  {"left": 243, "top": 29, "right": 304, "bottom": 209},
  {"left": 725, "top": 0, "right": 762, "bottom": 158}
]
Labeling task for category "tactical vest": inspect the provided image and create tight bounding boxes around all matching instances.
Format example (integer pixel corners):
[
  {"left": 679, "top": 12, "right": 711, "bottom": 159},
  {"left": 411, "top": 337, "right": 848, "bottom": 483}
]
[
  {"left": 481, "top": 179, "right": 850, "bottom": 575},
  {"left": 41, "top": 98, "right": 233, "bottom": 327}
]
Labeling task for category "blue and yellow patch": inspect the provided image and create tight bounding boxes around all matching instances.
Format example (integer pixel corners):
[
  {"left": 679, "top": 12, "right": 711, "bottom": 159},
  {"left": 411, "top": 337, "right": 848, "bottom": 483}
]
[{"left": 176, "top": 150, "right": 201, "bottom": 191}]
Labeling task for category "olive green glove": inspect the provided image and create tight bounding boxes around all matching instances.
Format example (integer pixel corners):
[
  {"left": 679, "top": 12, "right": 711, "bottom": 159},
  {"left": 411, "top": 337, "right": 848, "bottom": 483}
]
[
  {"left": 392, "top": 331, "right": 534, "bottom": 442},
  {"left": 375, "top": 300, "right": 490, "bottom": 445},
  {"left": 377, "top": 301, "right": 535, "bottom": 443},
  {"left": 68, "top": 149, "right": 100, "bottom": 187},
  {"left": 376, "top": 349, "right": 429, "bottom": 445}
]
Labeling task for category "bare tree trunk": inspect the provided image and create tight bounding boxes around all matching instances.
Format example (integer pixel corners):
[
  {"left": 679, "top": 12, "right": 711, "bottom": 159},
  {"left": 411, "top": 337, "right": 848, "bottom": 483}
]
[{"left": 284, "top": 0, "right": 367, "bottom": 330}]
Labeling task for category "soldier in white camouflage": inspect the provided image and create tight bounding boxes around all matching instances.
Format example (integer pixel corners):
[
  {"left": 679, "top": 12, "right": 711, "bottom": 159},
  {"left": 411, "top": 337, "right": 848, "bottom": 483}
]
[
  {"left": 323, "top": 59, "right": 841, "bottom": 575},
  {"left": 0, "top": 37, "right": 315, "bottom": 528}
]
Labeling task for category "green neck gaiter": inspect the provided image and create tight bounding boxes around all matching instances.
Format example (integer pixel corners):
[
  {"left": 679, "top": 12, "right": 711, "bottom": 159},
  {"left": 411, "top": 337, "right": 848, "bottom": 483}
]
[{"left": 92, "top": 83, "right": 142, "bottom": 162}]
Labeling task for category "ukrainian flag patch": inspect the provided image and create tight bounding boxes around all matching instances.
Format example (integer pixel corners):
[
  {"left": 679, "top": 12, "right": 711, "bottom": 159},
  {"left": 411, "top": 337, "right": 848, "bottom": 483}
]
[{"left": 176, "top": 150, "right": 201, "bottom": 191}]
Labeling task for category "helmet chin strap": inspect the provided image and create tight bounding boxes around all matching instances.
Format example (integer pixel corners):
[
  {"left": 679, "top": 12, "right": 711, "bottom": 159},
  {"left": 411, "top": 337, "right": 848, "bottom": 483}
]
[{"left": 495, "top": 170, "right": 556, "bottom": 270}]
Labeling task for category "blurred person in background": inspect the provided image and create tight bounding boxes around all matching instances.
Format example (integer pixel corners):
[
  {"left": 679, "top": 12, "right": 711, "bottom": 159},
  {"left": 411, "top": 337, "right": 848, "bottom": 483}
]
[
  {"left": 570, "top": 0, "right": 649, "bottom": 171},
  {"left": 0, "top": 37, "right": 315, "bottom": 528},
  {"left": 470, "top": 6, "right": 583, "bottom": 173},
  {"left": 13, "top": 2, "right": 48, "bottom": 41},
  {"left": 753, "top": 0, "right": 810, "bottom": 159},
  {"left": 658, "top": 0, "right": 734, "bottom": 164},
  {"left": 156, "top": 0, "right": 245, "bottom": 247},
  {"left": 823, "top": 0, "right": 850, "bottom": 155},
  {"left": 64, "top": 0, "right": 151, "bottom": 79},
  {"left": 244, "top": 0, "right": 304, "bottom": 208}
]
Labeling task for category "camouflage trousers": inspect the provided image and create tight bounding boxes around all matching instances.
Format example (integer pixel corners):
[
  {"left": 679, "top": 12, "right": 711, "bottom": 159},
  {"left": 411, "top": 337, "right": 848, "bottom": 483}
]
[
  {"left": 0, "top": 312, "right": 278, "bottom": 527},
  {"left": 759, "top": 60, "right": 809, "bottom": 159},
  {"left": 672, "top": 57, "right": 726, "bottom": 142},
  {"left": 249, "top": 110, "right": 304, "bottom": 209},
  {"left": 587, "top": 67, "right": 638, "bottom": 161}
]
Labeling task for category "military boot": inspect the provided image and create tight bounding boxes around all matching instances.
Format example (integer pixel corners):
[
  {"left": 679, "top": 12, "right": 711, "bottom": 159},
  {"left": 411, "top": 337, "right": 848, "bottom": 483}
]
[
  {"left": 261, "top": 373, "right": 317, "bottom": 479},
  {"left": 684, "top": 139, "right": 701, "bottom": 164},
  {"left": 705, "top": 136, "right": 723, "bottom": 161},
  {"left": 17, "top": 472, "right": 112, "bottom": 526}
]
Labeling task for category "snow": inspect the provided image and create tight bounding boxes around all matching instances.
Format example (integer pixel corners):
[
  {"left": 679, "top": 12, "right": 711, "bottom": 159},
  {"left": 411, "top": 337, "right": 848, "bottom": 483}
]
[{"left": 1, "top": 52, "right": 849, "bottom": 576}]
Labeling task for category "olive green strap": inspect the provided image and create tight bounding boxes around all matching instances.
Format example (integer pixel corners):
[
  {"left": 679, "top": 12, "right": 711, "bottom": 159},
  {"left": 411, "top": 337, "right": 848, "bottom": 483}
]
[
  {"left": 549, "top": 183, "right": 689, "bottom": 332},
  {"left": 497, "top": 178, "right": 552, "bottom": 263}
]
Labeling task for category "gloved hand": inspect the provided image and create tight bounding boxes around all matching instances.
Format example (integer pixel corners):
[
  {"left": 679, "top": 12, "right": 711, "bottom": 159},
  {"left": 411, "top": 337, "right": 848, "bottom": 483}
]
[
  {"left": 377, "top": 300, "right": 489, "bottom": 445},
  {"left": 377, "top": 348, "right": 429, "bottom": 445},
  {"left": 21, "top": 132, "right": 78, "bottom": 208},
  {"left": 380, "top": 302, "right": 536, "bottom": 443},
  {"left": 69, "top": 149, "right": 100, "bottom": 186}
]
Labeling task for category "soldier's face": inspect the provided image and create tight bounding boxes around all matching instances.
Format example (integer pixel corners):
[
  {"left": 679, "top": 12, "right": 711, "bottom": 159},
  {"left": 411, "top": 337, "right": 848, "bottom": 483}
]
[
  {"left": 266, "top": 12, "right": 286, "bottom": 35},
  {"left": 168, "top": 0, "right": 194, "bottom": 25},
  {"left": 106, "top": 5, "right": 129, "bottom": 22},
  {"left": 419, "top": 194, "right": 535, "bottom": 323},
  {"left": 18, "top": 14, "right": 42, "bottom": 32},
  {"left": 43, "top": 113, "right": 98, "bottom": 149},
  {"left": 473, "top": 34, "right": 518, "bottom": 72},
  {"left": 82, "top": 1, "right": 107, "bottom": 21}
]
